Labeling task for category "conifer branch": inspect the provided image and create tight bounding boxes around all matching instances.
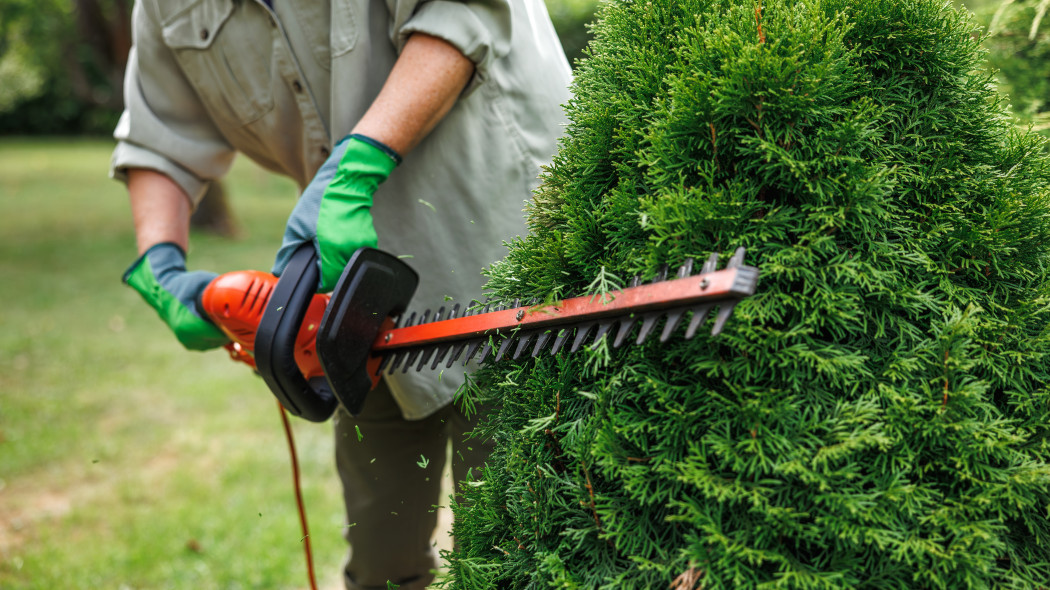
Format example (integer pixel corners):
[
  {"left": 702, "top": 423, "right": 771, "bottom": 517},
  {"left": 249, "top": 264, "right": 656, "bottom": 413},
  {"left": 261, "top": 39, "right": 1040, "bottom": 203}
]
[
  {"left": 580, "top": 461, "right": 602, "bottom": 533},
  {"left": 755, "top": 2, "right": 765, "bottom": 44},
  {"left": 669, "top": 565, "right": 704, "bottom": 590}
]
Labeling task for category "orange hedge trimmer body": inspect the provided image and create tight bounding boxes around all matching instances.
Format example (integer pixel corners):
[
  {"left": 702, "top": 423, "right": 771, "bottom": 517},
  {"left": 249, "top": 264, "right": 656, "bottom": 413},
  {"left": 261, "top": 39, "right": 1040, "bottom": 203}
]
[{"left": 199, "top": 247, "right": 759, "bottom": 422}]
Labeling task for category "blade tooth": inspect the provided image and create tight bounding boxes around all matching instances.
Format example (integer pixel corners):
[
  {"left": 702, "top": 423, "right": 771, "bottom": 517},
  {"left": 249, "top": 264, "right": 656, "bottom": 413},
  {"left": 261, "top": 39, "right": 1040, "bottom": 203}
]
[
  {"left": 512, "top": 298, "right": 521, "bottom": 309},
  {"left": 513, "top": 332, "right": 537, "bottom": 360},
  {"left": 685, "top": 305, "right": 713, "bottom": 339},
  {"left": 386, "top": 352, "right": 406, "bottom": 373},
  {"left": 550, "top": 328, "right": 572, "bottom": 356},
  {"left": 494, "top": 336, "right": 516, "bottom": 362},
  {"left": 653, "top": 264, "right": 669, "bottom": 283},
  {"left": 446, "top": 342, "right": 468, "bottom": 368},
  {"left": 612, "top": 316, "right": 637, "bottom": 348},
  {"left": 448, "top": 303, "right": 461, "bottom": 319},
  {"left": 430, "top": 345, "right": 452, "bottom": 370},
  {"left": 711, "top": 300, "right": 740, "bottom": 335},
  {"left": 635, "top": 312, "right": 662, "bottom": 345},
  {"left": 418, "top": 309, "right": 431, "bottom": 325},
  {"left": 401, "top": 349, "right": 422, "bottom": 373},
  {"left": 591, "top": 321, "right": 614, "bottom": 346},
  {"left": 727, "top": 247, "right": 747, "bottom": 269},
  {"left": 677, "top": 258, "right": 695, "bottom": 278},
  {"left": 433, "top": 307, "right": 446, "bottom": 322},
  {"left": 403, "top": 311, "right": 417, "bottom": 328},
  {"left": 629, "top": 275, "right": 642, "bottom": 288},
  {"left": 531, "top": 331, "right": 553, "bottom": 357},
  {"left": 659, "top": 307, "right": 689, "bottom": 343},
  {"left": 415, "top": 346, "right": 437, "bottom": 371},
  {"left": 463, "top": 340, "right": 484, "bottom": 364},
  {"left": 570, "top": 323, "right": 597, "bottom": 353},
  {"left": 701, "top": 252, "right": 719, "bottom": 275},
  {"left": 378, "top": 354, "right": 394, "bottom": 373},
  {"left": 478, "top": 342, "right": 494, "bottom": 364}
]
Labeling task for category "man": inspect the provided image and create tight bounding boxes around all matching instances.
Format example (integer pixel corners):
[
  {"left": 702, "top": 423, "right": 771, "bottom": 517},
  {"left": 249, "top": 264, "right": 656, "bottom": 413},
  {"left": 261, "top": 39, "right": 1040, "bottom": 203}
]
[{"left": 111, "top": 1, "right": 572, "bottom": 588}]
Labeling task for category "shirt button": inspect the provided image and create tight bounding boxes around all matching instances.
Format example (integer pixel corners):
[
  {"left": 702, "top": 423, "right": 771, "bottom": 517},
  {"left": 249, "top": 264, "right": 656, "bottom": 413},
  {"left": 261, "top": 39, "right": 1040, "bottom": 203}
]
[
  {"left": 199, "top": 28, "right": 209, "bottom": 41},
  {"left": 292, "top": 80, "right": 303, "bottom": 93}
]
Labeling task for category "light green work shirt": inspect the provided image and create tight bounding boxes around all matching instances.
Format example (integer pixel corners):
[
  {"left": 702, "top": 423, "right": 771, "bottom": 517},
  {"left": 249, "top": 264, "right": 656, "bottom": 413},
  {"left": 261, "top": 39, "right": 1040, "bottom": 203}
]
[{"left": 111, "top": 0, "right": 572, "bottom": 419}]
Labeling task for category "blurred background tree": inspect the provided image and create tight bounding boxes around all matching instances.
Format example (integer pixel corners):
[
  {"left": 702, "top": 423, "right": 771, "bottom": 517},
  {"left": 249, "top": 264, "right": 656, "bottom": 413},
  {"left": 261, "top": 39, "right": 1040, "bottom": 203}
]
[
  {"left": 545, "top": 0, "right": 600, "bottom": 66},
  {"left": 0, "top": 0, "right": 129, "bottom": 135},
  {"left": 965, "top": 0, "right": 1050, "bottom": 134}
]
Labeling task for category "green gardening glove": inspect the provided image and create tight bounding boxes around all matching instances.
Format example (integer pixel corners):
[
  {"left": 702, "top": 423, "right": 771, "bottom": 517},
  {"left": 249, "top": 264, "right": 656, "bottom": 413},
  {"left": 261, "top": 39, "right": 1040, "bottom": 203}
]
[
  {"left": 123, "top": 242, "right": 228, "bottom": 351},
  {"left": 272, "top": 133, "right": 401, "bottom": 292}
]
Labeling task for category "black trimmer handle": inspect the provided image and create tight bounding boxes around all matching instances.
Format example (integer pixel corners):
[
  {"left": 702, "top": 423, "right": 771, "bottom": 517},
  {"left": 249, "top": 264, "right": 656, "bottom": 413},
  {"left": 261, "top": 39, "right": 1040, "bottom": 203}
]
[
  {"left": 255, "top": 243, "right": 339, "bottom": 422},
  {"left": 317, "top": 248, "right": 419, "bottom": 416}
]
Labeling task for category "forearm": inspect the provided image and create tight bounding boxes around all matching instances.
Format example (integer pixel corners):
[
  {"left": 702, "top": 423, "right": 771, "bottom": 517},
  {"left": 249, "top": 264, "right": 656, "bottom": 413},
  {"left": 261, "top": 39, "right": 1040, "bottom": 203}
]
[
  {"left": 126, "top": 168, "right": 193, "bottom": 255},
  {"left": 351, "top": 33, "right": 475, "bottom": 156}
]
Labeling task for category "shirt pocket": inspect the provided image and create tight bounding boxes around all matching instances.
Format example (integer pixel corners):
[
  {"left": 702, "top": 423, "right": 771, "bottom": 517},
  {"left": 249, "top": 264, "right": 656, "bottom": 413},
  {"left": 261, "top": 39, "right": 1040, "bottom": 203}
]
[
  {"left": 330, "top": 0, "right": 359, "bottom": 58},
  {"left": 162, "top": 1, "right": 275, "bottom": 126}
]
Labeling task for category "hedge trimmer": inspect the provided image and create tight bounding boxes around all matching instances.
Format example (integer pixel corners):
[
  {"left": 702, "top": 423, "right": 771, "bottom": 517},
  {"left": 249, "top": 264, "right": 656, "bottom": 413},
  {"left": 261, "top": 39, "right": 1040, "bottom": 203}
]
[
  {"left": 198, "top": 244, "right": 757, "bottom": 589},
  {"left": 200, "top": 244, "right": 760, "bottom": 423}
]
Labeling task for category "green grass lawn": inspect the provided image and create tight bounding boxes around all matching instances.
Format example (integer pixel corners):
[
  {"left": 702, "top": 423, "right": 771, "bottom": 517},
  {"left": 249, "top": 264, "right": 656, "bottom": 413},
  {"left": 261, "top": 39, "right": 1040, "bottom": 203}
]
[{"left": 0, "top": 137, "right": 450, "bottom": 589}]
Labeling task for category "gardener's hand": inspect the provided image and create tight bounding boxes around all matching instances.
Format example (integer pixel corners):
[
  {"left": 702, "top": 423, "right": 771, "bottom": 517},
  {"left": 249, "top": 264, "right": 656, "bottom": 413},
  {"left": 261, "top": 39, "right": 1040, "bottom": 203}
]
[
  {"left": 123, "top": 242, "right": 228, "bottom": 351},
  {"left": 272, "top": 134, "right": 401, "bottom": 292}
]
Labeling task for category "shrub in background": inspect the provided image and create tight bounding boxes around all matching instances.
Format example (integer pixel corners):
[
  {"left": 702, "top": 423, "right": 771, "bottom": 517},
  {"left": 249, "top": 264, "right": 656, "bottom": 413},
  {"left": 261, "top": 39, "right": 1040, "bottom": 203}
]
[
  {"left": 546, "top": 0, "right": 601, "bottom": 65},
  {"left": 974, "top": 0, "right": 1050, "bottom": 134},
  {"left": 445, "top": 0, "right": 1050, "bottom": 587}
]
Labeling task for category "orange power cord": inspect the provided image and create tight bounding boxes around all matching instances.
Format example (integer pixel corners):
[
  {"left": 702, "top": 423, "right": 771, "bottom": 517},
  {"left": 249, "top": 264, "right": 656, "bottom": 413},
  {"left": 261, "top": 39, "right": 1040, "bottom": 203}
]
[{"left": 278, "top": 400, "right": 319, "bottom": 590}]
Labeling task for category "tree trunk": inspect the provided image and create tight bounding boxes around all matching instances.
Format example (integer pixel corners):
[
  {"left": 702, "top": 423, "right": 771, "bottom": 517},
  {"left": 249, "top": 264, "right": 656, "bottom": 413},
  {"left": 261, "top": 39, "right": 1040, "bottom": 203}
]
[{"left": 190, "top": 181, "right": 239, "bottom": 238}]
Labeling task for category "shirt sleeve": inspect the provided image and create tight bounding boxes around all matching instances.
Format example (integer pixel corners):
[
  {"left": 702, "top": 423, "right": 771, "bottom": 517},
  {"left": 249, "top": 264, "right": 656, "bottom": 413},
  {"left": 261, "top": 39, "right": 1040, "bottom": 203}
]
[
  {"left": 109, "top": 0, "right": 235, "bottom": 206},
  {"left": 387, "top": 0, "right": 512, "bottom": 94}
]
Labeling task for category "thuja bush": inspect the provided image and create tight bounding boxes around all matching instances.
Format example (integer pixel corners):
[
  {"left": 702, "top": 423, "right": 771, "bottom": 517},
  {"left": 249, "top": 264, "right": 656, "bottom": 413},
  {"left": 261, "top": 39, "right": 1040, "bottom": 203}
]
[{"left": 444, "top": 0, "right": 1050, "bottom": 588}]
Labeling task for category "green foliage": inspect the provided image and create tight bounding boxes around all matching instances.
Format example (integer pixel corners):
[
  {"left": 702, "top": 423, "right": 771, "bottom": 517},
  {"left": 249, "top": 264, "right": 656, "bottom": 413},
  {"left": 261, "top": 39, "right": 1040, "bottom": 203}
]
[
  {"left": 545, "top": 0, "right": 601, "bottom": 66},
  {"left": 0, "top": 0, "right": 121, "bottom": 135},
  {"left": 445, "top": 0, "right": 1050, "bottom": 588},
  {"left": 969, "top": 0, "right": 1050, "bottom": 134},
  {"left": 0, "top": 0, "right": 68, "bottom": 110}
]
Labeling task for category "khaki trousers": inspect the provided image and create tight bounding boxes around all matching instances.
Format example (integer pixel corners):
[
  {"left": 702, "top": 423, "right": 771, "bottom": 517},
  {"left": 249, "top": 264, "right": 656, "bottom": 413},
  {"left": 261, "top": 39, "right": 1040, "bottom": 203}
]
[{"left": 333, "top": 379, "right": 491, "bottom": 590}]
